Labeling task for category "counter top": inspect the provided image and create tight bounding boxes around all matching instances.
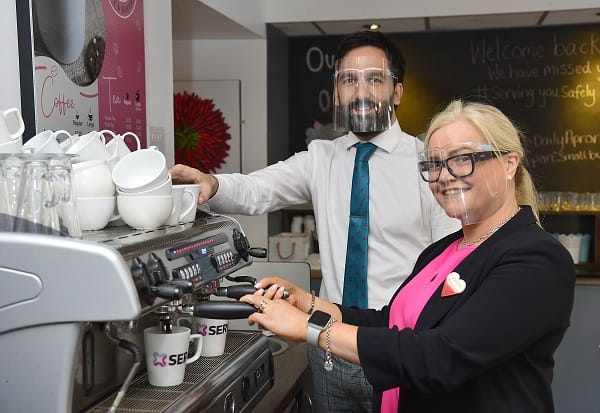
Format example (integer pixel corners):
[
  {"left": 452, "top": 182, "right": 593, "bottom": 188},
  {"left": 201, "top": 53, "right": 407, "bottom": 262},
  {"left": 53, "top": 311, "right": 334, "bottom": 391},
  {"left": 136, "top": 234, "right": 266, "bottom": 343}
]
[
  {"left": 252, "top": 339, "right": 309, "bottom": 413},
  {"left": 576, "top": 277, "right": 600, "bottom": 285}
]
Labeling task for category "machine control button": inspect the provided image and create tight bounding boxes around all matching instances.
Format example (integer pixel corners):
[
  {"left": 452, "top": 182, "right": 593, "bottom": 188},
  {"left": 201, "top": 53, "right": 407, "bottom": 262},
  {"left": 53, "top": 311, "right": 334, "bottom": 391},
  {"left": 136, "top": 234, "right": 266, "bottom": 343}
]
[
  {"left": 130, "top": 257, "right": 152, "bottom": 306},
  {"left": 210, "top": 249, "right": 239, "bottom": 272},
  {"left": 232, "top": 228, "right": 250, "bottom": 260},
  {"left": 254, "top": 364, "right": 264, "bottom": 386},
  {"left": 146, "top": 253, "right": 169, "bottom": 284},
  {"left": 224, "top": 392, "right": 235, "bottom": 413},
  {"left": 173, "top": 262, "right": 202, "bottom": 283},
  {"left": 241, "top": 376, "right": 251, "bottom": 401}
]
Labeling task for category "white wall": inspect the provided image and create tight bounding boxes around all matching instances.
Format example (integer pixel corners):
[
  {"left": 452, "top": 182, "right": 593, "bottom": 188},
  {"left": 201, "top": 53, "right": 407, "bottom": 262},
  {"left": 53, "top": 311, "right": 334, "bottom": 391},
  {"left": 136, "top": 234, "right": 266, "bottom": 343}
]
[
  {"left": 172, "top": 38, "right": 269, "bottom": 249},
  {"left": 0, "top": 1, "right": 21, "bottom": 111},
  {"left": 200, "top": 0, "right": 267, "bottom": 37},
  {"left": 144, "top": 1, "right": 175, "bottom": 164}
]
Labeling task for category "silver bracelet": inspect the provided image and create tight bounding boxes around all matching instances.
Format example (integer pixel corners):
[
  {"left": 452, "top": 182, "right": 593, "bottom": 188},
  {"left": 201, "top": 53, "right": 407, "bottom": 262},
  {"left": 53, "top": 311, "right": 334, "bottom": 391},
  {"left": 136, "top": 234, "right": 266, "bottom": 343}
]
[
  {"left": 307, "top": 290, "right": 315, "bottom": 314},
  {"left": 324, "top": 317, "right": 336, "bottom": 371}
]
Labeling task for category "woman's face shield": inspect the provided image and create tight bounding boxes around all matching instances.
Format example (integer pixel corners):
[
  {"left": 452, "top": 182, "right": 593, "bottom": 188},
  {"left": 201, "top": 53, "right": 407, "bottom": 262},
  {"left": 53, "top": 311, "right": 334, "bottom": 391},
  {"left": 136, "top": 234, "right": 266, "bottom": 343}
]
[
  {"left": 333, "top": 56, "right": 397, "bottom": 134},
  {"left": 418, "top": 142, "right": 510, "bottom": 225}
]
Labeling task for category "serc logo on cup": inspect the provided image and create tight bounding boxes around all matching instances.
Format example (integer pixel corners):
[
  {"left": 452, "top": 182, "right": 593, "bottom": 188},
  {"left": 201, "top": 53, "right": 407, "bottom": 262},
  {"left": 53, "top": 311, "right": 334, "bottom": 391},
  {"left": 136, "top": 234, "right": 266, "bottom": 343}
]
[
  {"left": 197, "top": 322, "right": 228, "bottom": 336},
  {"left": 152, "top": 350, "right": 190, "bottom": 368}
]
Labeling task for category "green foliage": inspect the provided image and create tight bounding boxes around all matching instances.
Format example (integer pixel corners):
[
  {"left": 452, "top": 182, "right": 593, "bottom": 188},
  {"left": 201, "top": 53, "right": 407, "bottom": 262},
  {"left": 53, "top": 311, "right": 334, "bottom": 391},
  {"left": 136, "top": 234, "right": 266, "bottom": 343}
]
[{"left": 175, "top": 125, "right": 200, "bottom": 151}]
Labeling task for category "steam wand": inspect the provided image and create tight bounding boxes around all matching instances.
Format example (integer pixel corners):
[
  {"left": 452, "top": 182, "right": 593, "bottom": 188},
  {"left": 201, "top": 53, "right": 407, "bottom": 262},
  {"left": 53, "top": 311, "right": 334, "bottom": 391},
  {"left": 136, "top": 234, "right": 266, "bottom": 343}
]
[
  {"left": 104, "top": 324, "right": 142, "bottom": 413},
  {"left": 107, "top": 340, "right": 141, "bottom": 413}
]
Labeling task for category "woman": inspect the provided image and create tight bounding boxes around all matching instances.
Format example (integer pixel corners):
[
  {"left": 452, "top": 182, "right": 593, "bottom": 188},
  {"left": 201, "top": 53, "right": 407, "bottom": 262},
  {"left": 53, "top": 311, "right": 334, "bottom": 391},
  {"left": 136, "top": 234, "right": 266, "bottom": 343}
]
[{"left": 241, "top": 100, "right": 575, "bottom": 412}]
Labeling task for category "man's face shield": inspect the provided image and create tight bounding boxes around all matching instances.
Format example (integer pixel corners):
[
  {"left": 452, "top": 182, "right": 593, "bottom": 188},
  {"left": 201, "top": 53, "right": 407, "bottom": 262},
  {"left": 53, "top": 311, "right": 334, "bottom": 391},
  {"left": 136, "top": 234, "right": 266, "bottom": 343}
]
[
  {"left": 333, "top": 56, "right": 397, "bottom": 134},
  {"left": 418, "top": 142, "right": 509, "bottom": 225}
]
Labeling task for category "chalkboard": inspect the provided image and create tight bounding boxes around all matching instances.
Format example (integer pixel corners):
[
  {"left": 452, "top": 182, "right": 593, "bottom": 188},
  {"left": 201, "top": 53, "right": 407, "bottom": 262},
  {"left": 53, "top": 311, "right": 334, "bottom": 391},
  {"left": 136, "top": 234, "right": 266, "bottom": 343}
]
[{"left": 288, "top": 24, "right": 600, "bottom": 192}]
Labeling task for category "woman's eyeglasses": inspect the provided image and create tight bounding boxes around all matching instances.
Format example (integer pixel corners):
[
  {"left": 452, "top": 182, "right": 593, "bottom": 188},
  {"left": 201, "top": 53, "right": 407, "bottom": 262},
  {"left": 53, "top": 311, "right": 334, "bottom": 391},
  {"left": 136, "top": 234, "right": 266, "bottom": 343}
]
[{"left": 418, "top": 150, "right": 509, "bottom": 182}]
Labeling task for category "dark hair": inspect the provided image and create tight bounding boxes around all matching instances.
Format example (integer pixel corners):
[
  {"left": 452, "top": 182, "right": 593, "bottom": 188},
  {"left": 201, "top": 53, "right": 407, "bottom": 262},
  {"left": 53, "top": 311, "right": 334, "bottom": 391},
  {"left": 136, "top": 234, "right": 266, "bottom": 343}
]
[{"left": 335, "top": 31, "right": 406, "bottom": 83}]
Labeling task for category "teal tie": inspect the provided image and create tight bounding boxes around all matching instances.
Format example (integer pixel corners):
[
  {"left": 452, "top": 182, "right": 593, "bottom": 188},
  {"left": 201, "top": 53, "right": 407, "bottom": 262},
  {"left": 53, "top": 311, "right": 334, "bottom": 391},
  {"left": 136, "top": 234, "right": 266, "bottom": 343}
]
[{"left": 343, "top": 142, "right": 377, "bottom": 308}]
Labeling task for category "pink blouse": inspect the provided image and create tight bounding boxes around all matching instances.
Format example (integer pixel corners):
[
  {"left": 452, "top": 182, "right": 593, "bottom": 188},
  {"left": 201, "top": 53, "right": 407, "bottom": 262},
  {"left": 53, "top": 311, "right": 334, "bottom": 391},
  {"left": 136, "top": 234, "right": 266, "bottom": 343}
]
[{"left": 380, "top": 239, "right": 476, "bottom": 412}]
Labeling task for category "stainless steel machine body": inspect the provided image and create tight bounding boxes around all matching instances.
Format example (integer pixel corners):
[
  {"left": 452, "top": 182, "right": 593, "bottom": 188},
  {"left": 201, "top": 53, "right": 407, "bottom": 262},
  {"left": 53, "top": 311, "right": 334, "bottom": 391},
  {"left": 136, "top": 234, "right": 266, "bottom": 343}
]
[{"left": 0, "top": 214, "right": 273, "bottom": 413}]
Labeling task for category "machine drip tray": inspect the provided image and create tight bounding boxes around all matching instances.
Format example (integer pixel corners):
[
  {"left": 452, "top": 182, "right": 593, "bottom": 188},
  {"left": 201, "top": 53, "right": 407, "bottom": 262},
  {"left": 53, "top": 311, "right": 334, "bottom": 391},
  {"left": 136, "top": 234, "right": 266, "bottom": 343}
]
[{"left": 84, "top": 332, "right": 274, "bottom": 413}]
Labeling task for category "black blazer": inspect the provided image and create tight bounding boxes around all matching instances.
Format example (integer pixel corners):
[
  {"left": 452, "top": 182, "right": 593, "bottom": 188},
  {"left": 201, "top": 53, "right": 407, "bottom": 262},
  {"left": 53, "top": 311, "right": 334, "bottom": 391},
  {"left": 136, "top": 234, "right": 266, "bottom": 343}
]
[{"left": 340, "top": 206, "right": 575, "bottom": 413}]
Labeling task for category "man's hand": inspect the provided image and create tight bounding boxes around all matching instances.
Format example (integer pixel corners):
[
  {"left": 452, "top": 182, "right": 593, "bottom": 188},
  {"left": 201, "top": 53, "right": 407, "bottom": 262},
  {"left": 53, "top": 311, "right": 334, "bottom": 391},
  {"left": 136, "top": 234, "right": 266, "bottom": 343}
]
[{"left": 169, "top": 164, "right": 219, "bottom": 204}]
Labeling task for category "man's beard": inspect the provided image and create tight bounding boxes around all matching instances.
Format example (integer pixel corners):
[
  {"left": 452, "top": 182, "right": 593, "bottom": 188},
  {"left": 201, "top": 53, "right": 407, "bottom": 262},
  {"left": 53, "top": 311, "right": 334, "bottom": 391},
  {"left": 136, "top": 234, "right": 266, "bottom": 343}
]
[{"left": 338, "top": 97, "right": 393, "bottom": 133}]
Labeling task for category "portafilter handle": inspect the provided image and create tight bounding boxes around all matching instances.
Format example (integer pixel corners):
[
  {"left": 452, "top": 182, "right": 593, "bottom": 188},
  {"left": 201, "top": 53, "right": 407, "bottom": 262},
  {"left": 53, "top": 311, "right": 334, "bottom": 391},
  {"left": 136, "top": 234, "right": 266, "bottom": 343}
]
[
  {"left": 214, "top": 285, "right": 258, "bottom": 300},
  {"left": 215, "top": 284, "right": 290, "bottom": 300},
  {"left": 192, "top": 301, "right": 257, "bottom": 319}
]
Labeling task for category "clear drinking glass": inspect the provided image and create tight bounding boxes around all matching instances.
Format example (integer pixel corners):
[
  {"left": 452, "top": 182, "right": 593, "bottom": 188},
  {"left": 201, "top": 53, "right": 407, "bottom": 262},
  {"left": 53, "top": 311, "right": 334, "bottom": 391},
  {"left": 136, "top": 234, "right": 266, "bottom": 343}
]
[
  {"left": 0, "top": 154, "right": 22, "bottom": 231},
  {"left": 49, "top": 154, "right": 81, "bottom": 237},
  {"left": 13, "top": 158, "right": 62, "bottom": 235}
]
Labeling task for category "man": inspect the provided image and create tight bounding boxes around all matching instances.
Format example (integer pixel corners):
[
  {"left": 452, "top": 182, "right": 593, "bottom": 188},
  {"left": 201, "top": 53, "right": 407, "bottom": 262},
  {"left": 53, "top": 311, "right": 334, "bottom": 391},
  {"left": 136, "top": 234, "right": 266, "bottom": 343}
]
[{"left": 170, "top": 31, "right": 460, "bottom": 412}]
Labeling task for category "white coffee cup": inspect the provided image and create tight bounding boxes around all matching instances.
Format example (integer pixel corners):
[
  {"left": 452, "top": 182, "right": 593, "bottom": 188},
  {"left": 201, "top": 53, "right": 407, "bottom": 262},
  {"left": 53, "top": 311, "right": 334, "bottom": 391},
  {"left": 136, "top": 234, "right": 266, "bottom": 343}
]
[
  {"left": 22, "top": 130, "right": 72, "bottom": 154},
  {"left": 144, "top": 326, "right": 203, "bottom": 387},
  {"left": 117, "top": 194, "right": 173, "bottom": 229},
  {"left": 177, "top": 317, "right": 228, "bottom": 357},
  {"left": 116, "top": 173, "right": 172, "bottom": 197},
  {"left": 105, "top": 131, "right": 141, "bottom": 161},
  {"left": 67, "top": 130, "right": 116, "bottom": 163},
  {"left": 193, "top": 318, "right": 228, "bottom": 357},
  {"left": 290, "top": 216, "right": 304, "bottom": 233},
  {"left": 177, "top": 184, "right": 200, "bottom": 223},
  {"left": 166, "top": 185, "right": 196, "bottom": 225},
  {"left": 76, "top": 196, "right": 119, "bottom": 231},
  {"left": 112, "top": 146, "right": 168, "bottom": 192},
  {"left": 35, "top": 0, "right": 86, "bottom": 65},
  {"left": 72, "top": 159, "right": 115, "bottom": 198},
  {"left": 0, "top": 137, "right": 22, "bottom": 153},
  {"left": 59, "top": 134, "right": 79, "bottom": 152},
  {"left": 0, "top": 107, "right": 25, "bottom": 143}
]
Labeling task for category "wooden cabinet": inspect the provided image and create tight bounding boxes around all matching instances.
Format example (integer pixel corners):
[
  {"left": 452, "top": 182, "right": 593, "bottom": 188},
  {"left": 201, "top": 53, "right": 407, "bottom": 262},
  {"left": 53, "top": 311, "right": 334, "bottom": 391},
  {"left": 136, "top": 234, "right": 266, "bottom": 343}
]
[{"left": 539, "top": 211, "right": 600, "bottom": 277}]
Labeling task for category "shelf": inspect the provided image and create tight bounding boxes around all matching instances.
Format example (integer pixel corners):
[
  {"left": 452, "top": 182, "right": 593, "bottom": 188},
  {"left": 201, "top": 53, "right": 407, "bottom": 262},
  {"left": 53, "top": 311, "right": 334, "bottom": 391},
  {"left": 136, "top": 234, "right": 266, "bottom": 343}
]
[
  {"left": 539, "top": 211, "right": 600, "bottom": 277},
  {"left": 280, "top": 208, "right": 600, "bottom": 278}
]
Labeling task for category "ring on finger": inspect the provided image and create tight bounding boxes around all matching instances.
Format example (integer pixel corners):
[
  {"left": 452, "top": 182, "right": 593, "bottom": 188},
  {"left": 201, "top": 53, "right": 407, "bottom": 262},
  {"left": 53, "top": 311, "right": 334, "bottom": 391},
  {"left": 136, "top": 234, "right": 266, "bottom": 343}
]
[{"left": 258, "top": 300, "right": 268, "bottom": 312}]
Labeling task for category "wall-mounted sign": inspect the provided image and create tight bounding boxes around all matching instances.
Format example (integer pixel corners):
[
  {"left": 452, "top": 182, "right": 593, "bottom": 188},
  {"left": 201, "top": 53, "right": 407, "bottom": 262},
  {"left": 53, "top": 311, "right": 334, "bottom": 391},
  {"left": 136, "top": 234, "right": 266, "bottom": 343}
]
[
  {"left": 289, "top": 24, "right": 600, "bottom": 192},
  {"left": 19, "top": 0, "right": 146, "bottom": 147}
]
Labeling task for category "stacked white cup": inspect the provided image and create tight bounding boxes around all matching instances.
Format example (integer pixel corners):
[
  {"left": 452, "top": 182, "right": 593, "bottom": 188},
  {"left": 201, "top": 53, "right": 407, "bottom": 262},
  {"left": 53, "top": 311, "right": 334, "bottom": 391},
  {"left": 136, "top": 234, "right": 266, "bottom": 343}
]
[
  {"left": 103, "top": 130, "right": 141, "bottom": 168},
  {"left": 112, "top": 146, "right": 175, "bottom": 230},
  {"left": 0, "top": 108, "right": 25, "bottom": 154},
  {"left": 65, "top": 130, "right": 143, "bottom": 231},
  {"left": 23, "top": 130, "right": 73, "bottom": 154},
  {"left": 73, "top": 159, "right": 118, "bottom": 230},
  {"left": 17, "top": 128, "right": 144, "bottom": 231},
  {"left": 66, "top": 130, "right": 118, "bottom": 164},
  {"left": 66, "top": 130, "right": 120, "bottom": 231}
]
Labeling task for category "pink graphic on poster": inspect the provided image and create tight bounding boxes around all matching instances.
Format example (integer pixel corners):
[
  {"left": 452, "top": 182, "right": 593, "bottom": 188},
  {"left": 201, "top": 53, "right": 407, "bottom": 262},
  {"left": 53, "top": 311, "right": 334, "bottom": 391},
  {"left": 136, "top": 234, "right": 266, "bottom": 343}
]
[
  {"left": 99, "top": 0, "right": 146, "bottom": 147},
  {"left": 32, "top": 0, "right": 146, "bottom": 147}
]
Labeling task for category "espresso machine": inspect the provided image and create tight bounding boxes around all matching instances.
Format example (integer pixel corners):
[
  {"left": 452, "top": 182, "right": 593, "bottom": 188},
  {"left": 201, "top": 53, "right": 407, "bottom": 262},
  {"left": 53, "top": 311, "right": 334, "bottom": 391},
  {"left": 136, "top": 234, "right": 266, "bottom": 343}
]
[{"left": 0, "top": 213, "right": 274, "bottom": 412}]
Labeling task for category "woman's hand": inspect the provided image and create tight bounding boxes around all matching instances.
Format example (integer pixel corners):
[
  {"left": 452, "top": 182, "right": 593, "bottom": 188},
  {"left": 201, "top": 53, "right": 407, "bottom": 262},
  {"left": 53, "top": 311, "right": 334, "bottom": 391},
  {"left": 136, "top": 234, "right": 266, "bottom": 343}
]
[
  {"left": 254, "top": 277, "right": 311, "bottom": 312},
  {"left": 240, "top": 294, "right": 308, "bottom": 342}
]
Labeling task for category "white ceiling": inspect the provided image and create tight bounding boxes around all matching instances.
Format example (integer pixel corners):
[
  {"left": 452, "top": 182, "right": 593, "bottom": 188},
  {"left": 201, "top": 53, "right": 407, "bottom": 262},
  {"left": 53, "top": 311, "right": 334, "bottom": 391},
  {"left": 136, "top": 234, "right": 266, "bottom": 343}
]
[
  {"left": 172, "top": 1, "right": 600, "bottom": 39},
  {"left": 272, "top": 8, "right": 600, "bottom": 36}
]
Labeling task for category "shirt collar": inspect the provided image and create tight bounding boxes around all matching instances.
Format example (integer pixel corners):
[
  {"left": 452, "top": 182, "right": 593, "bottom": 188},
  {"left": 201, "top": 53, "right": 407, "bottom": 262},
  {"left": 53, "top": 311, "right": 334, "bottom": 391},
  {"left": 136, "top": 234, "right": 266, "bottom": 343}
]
[{"left": 344, "top": 120, "right": 402, "bottom": 154}]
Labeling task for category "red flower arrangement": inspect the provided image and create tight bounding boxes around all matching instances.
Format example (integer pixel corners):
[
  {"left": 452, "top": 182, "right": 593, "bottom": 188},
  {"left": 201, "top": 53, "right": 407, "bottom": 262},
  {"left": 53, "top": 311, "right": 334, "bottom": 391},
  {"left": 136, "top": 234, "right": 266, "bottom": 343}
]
[{"left": 173, "top": 91, "right": 231, "bottom": 173}]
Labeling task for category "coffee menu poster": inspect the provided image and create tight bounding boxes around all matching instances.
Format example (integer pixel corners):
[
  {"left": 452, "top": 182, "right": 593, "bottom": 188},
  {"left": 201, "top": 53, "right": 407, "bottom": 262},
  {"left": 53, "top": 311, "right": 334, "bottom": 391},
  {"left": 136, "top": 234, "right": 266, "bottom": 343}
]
[{"left": 29, "top": 0, "right": 146, "bottom": 147}]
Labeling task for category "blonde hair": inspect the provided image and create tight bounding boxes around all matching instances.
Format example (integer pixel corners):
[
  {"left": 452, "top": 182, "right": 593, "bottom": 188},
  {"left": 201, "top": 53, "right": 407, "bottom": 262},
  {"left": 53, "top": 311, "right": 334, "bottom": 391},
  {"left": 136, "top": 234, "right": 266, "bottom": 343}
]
[{"left": 424, "top": 100, "right": 539, "bottom": 223}]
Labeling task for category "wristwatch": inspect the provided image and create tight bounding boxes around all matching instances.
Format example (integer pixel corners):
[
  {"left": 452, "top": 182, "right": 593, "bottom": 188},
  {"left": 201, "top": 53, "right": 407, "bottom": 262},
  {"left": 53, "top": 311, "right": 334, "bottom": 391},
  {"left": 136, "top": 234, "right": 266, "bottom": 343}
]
[{"left": 306, "top": 310, "right": 332, "bottom": 347}]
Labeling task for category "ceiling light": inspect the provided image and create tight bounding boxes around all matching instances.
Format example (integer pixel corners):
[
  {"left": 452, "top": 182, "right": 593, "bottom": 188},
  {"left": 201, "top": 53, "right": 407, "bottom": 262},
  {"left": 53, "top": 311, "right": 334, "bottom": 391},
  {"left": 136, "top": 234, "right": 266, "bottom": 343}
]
[{"left": 362, "top": 23, "right": 380, "bottom": 31}]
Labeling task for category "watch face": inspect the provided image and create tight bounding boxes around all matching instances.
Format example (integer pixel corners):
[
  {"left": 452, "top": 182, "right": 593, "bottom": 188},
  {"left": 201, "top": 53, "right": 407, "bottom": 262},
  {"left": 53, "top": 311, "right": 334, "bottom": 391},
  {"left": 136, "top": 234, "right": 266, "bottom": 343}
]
[{"left": 309, "top": 310, "right": 331, "bottom": 328}]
